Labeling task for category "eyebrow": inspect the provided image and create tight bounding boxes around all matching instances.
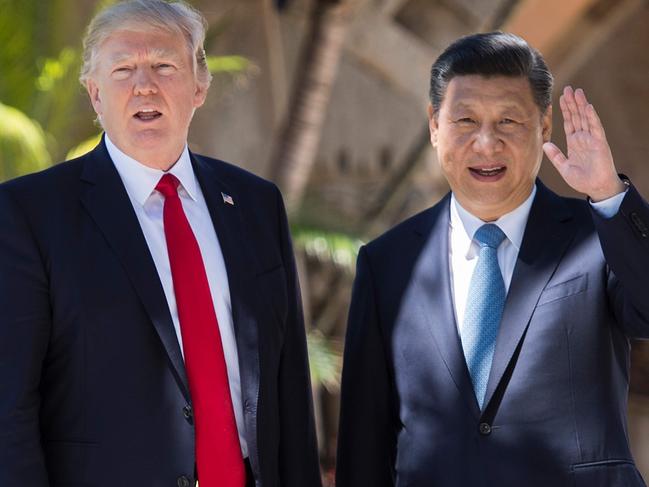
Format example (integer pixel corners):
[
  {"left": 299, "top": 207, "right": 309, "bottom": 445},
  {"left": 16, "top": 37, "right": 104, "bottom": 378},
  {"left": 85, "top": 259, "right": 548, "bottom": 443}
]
[
  {"left": 108, "top": 48, "right": 182, "bottom": 65},
  {"left": 452, "top": 101, "right": 527, "bottom": 113}
]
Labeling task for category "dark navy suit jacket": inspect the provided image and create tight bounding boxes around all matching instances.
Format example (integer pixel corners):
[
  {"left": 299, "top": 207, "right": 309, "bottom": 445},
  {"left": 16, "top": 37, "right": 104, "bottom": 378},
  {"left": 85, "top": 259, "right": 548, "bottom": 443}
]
[
  {"left": 0, "top": 141, "right": 321, "bottom": 487},
  {"left": 337, "top": 181, "right": 649, "bottom": 487}
]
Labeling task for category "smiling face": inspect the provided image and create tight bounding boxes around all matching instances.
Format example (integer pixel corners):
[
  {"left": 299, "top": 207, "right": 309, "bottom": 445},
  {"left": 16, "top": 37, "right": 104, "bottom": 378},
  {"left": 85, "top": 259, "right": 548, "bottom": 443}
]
[
  {"left": 85, "top": 27, "right": 207, "bottom": 169},
  {"left": 428, "top": 75, "right": 552, "bottom": 221}
]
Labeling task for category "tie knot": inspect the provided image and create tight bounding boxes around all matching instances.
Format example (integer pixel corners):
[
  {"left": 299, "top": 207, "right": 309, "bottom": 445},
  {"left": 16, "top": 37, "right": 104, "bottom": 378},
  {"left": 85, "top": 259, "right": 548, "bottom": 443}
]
[
  {"left": 156, "top": 173, "right": 180, "bottom": 198},
  {"left": 474, "top": 224, "right": 506, "bottom": 249}
]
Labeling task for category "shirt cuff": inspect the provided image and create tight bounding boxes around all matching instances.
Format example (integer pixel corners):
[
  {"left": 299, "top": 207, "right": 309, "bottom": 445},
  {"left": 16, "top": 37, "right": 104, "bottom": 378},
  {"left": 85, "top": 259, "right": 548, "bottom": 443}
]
[{"left": 590, "top": 188, "right": 628, "bottom": 219}]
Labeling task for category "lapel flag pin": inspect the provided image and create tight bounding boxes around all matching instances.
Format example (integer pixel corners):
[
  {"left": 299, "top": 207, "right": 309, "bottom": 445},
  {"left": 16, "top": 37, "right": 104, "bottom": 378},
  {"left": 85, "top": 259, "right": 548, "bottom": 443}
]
[{"left": 221, "top": 192, "right": 235, "bottom": 205}]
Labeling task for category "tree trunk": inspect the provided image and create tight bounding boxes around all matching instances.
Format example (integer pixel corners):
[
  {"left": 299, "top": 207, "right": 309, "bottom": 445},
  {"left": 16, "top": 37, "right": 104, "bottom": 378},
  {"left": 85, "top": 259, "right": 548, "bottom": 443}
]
[{"left": 268, "top": 0, "right": 357, "bottom": 215}]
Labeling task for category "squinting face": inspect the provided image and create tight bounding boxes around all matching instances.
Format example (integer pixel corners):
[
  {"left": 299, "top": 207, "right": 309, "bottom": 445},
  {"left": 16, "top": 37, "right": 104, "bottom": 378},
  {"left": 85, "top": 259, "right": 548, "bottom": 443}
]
[
  {"left": 428, "top": 75, "right": 552, "bottom": 221},
  {"left": 86, "top": 28, "right": 207, "bottom": 169}
]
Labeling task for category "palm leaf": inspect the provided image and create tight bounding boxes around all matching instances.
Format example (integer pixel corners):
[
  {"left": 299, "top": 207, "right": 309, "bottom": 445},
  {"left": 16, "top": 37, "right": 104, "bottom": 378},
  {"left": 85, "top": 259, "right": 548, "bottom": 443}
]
[
  {"left": 0, "top": 102, "right": 52, "bottom": 181},
  {"left": 307, "top": 330, "right": 342, "bottom": 392},
  {"left": 66, "top": 133, "right": 103, "bottom": 160},
  {"left": 292, "top": 225, "right": 363, "bottom": 273},
  {"left": 206, "top": 55, "right": 251, "bottom": 74}
]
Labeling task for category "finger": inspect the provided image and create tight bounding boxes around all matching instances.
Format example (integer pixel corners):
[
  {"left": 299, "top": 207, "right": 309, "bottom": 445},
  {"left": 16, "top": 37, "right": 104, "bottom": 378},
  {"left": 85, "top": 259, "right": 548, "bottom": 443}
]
[
  {"left": 586, "top": 103, "right": 607, "bottom": 141},
  {"left": 559, "top": 95, "right": 575, "bottom": 135},
  {"left": 563, "top": 86, "right": 582, "bottom": 132},
  {"left": 543, "top": 142, "right": 568, "bottom": 169},
  {"left": 574, "top": 88, "right": 590, "bottom": 134}
]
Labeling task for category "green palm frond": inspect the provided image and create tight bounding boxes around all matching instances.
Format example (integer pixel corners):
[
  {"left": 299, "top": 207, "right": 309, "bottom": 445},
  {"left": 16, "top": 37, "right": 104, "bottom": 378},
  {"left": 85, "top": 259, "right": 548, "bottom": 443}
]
[
  {"left": 206, "top": 55, "right": 251, "bottom": 74},
  {"left": 66, "top": 133, "right": 102, "bottom": 160},
  {"left": 292, "top": 225, "right": 363, "bottom": 273},
  {"left": 0, "top": 0, "right": 41, "bottom": 113},
  {"left": 0, "top": 102, "right": 52, "bottom": 181},
  {"left": 307, "top": 330, "right": 342, "bottom": 392}
]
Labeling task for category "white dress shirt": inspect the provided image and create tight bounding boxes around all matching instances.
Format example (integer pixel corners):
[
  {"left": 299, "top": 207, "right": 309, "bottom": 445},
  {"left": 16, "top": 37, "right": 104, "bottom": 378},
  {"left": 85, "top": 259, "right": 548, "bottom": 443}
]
[
  {"left": 449, "top": 183, "right": 627, "bottom": 335},
  {"left": 105, "top": 135, "right": 248, "bottom": 457}
]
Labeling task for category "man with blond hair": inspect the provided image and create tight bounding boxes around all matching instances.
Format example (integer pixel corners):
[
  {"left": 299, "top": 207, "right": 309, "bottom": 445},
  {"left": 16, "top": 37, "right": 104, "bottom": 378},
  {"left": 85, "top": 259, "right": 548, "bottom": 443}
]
[{"left": 0, "top": 2, "right": 321, "bottom": 486}]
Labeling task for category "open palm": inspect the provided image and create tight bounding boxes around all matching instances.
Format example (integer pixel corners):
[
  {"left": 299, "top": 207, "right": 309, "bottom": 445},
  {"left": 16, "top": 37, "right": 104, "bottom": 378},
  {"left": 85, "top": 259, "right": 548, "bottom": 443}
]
[{"left": 543, "top": 86, "right": 624, "bottom": 202}]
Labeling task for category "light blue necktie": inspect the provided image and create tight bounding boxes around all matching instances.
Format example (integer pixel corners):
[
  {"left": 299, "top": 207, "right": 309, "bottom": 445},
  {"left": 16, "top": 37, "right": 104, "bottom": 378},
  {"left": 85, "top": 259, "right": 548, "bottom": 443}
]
[{"left": 461, "top": 223, "right": 507, "bottom": 410}]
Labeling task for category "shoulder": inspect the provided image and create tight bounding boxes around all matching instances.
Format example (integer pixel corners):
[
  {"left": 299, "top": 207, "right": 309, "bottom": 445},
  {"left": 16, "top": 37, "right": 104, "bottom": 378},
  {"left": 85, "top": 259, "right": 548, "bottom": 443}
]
[
  {"left": 364, "top": 195, "right": 450, "bottom": 259},
  {"left": 0, "top": 156, "right": 86, "bottom": 206},
  {"left": 191, "top": 153, "right": 286, "bottom": 227},
  {"left": 191, "top": 153, "right": 279, "bottom": 199}
]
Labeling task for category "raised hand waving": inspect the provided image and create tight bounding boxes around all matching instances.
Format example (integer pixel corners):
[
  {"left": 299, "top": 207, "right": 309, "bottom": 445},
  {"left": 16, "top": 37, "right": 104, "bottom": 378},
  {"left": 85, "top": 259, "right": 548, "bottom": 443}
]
[{"left": 543, "top": 86, "right": 625, "bottom": 201}]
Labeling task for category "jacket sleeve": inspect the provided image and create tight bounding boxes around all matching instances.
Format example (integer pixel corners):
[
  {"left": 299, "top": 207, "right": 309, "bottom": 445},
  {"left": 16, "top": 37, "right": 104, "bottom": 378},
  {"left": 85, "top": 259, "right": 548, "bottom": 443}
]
[
  {"left": 592, "top": 182, "right": 649, "bottom": 338},
  {"left": 336, "top": 246, "right": 397, "bottom": 487},
  {"left": 274, "top": 186, "right": 322, "bottom": 487},
  {"left": 0, "top": 186, "right": 51, "bottom": 485}
]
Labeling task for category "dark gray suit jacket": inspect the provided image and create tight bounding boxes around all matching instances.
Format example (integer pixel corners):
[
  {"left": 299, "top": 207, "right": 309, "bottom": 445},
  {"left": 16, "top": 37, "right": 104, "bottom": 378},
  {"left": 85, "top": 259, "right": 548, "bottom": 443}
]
[
  {"left": 0, "top": 140, "right": 322, "bottom": 487},
  {"left": 337, "top": 181, "right": 649, "bottom": 487}
]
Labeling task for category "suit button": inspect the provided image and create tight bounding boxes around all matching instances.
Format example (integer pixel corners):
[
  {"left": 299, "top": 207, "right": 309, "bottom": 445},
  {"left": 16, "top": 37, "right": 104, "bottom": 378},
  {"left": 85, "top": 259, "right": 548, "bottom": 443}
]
[
  {"left": 479, "top": 423, "right": 492, "bottom": 435},
  {"left": 182, "top": 405, "right": 193, "bottom": 421},
  {"left": 177, "top": 475, "right": 191, "bottom": 487}
]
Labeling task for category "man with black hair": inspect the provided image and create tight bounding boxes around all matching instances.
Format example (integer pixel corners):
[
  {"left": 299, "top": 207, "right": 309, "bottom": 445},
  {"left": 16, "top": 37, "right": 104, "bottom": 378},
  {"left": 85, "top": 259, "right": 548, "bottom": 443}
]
[{"left": 337, "top": 32, "right": 649, "bottom": 487}]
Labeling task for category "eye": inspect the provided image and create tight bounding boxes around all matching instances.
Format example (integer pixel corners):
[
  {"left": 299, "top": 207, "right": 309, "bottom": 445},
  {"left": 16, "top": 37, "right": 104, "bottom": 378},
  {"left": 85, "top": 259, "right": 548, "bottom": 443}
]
[
  {"left": 156, "top": 63, "right": 176, "bottom": 74},
  {"left": 456, "top": 117, "right": 476, "bottom": 125},
  {"left": 111, "top": 66, "right": 132, "bottom": 79},
  {"left": 500, "top": 118, "right": 517, "bottom": 124}
]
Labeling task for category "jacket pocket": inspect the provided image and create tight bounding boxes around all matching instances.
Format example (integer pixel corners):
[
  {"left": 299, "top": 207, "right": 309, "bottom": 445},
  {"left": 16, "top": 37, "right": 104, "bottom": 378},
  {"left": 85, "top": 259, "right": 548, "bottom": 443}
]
[
  {"left": 537, "top": 274, "right": 588, "bottom": 307},
  {"left": 571, "top": 459, "right": 646, "bottom": 487}
]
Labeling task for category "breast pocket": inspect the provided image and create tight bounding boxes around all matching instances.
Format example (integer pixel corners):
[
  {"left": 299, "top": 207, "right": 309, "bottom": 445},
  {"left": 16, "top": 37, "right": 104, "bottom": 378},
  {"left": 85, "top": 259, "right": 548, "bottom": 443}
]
[{"left": 537, "top": 274, "right": 588, "bottom": 307}]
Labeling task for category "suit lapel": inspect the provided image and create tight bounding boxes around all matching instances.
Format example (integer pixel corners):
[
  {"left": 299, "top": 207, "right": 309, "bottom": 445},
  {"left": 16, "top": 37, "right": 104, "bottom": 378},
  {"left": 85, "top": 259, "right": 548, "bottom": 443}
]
[
  {"left": 79, "top": 141, "right": 190, "bottom": 401},
  {"left": 190, "top": 153, "right": 261, "bottom": 463},
  {"left": 415, "top": 195, "right": 481, "bottom": 418},
  {"left": 482, "top": 182, "right": 575, "bottom": 410}
]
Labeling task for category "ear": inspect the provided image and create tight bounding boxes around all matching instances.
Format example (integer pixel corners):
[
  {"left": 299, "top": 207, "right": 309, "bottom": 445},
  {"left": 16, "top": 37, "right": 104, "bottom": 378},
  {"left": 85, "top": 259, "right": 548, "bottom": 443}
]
[
  {"left": 427, "top": 103, "right": 439, "bottom": 147},
  {"left": 193, "top": 82, "right": 208, "bottom": 109},
  {"left": 86, "top": 78, "right": 102, "bottom": 116},
  {"left": 541, "top": 105, "right": 552, "bottom": 143}
]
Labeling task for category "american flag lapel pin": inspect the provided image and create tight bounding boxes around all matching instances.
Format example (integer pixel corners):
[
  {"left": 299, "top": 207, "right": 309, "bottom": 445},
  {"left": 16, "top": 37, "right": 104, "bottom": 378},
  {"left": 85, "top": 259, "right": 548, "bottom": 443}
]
[{"left": 221, "top": 192, "right": 235, "bottom": 205}]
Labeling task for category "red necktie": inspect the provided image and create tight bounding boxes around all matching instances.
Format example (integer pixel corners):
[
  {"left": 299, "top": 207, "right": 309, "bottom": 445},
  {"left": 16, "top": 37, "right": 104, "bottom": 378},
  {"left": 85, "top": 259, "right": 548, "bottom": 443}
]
[{"left": 156, "top": 174, "right": 245, "bottom": 487}]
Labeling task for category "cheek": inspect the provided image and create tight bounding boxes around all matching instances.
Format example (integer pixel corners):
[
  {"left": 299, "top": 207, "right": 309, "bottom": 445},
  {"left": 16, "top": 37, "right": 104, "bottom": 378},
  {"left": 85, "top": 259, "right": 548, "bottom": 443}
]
[
  {"left": 101, "top": 86, "right": 130, "bottom": 110},
  {"left": 438, "top": 135, "right": 470, "bottom": 166},
  {"left": 509, "top": 135, "right": 543, "bottom": 176}
]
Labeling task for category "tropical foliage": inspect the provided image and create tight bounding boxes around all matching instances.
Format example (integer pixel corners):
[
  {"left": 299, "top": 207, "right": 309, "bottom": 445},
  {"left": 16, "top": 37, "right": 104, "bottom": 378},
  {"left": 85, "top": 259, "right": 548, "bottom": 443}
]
[{"left": 0, "top": 0, "right": 257, "bottom": 180}]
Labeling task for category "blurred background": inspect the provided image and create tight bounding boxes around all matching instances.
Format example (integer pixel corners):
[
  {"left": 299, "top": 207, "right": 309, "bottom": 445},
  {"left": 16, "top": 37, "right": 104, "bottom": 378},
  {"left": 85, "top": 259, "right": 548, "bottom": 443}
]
[{"left": 2, "top": 0, "right": 648, "bottom": 484}]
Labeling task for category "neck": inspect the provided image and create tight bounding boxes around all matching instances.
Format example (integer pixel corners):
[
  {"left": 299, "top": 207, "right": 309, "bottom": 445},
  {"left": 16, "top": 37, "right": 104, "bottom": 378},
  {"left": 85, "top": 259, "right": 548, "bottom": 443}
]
[
  {"left": 105, "top": 134, "right": 185, "bottom": 171},
  {"left": 454, "top": 184, "right": 536, "bottom": 222}
]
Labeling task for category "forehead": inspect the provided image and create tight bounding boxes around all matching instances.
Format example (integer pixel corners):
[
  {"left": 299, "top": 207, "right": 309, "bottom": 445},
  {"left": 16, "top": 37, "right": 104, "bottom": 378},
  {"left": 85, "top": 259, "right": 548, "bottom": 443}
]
[
  {"left": 97, "top": 27, "right": 189, "bottom": 63},
  {"left": 442, "top": 75, "right": 537, "bottom": 113}
]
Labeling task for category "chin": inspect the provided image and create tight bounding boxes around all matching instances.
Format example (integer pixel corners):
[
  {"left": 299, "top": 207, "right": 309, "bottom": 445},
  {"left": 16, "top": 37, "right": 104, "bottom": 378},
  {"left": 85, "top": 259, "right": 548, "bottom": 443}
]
[
  {"left": 131, "top": 131, "right": 170, "bottom": 147},
  {"left": 466, "top": 188, "right": 511, "bottom": 207}
]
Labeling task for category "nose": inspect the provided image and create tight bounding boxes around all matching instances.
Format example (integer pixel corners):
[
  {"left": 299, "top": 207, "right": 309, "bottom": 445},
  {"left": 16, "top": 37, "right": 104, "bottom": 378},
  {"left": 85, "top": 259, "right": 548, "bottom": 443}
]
[
  {"left": 133, "top": 68, "right": 157, "bottom": 96},
  {"left": 472, "top": 124, "right": 503, "bottom": 156}
]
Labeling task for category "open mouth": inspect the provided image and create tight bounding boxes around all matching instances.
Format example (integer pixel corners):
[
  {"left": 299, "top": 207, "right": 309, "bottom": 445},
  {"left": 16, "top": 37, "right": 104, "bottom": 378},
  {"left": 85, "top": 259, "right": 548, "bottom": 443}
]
[
  {"left": 134, "top": 109, "right": 162, "bottom": 121},
  {"left": 469, "top": 166, "right": 506, "bottom": 178}
]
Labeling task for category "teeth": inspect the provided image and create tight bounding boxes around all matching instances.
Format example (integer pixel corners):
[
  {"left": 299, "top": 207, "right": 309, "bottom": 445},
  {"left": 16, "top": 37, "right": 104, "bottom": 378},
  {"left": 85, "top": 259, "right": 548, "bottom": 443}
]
[
  {"left": 476, "top": 167, "right": 503, "bottom": 175},
  {"left": 135, "top": 109, "right": 161, "bottom": 120}
]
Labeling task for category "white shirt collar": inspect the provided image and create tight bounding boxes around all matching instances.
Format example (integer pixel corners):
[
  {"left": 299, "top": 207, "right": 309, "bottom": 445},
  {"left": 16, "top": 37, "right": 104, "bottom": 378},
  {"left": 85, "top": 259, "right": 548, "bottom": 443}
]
[
  {"left": 450, "top": 184, "right": 537, "bottom": 258},
  {"left": 105, "top": 134, "right": 199, "bottom": 206}
]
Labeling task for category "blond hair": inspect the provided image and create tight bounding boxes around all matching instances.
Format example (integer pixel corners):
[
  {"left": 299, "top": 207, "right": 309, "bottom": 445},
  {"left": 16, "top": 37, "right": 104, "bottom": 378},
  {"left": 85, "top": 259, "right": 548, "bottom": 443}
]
[{"left": 79, "top": 0, "right": 212, "bottom": 89}]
